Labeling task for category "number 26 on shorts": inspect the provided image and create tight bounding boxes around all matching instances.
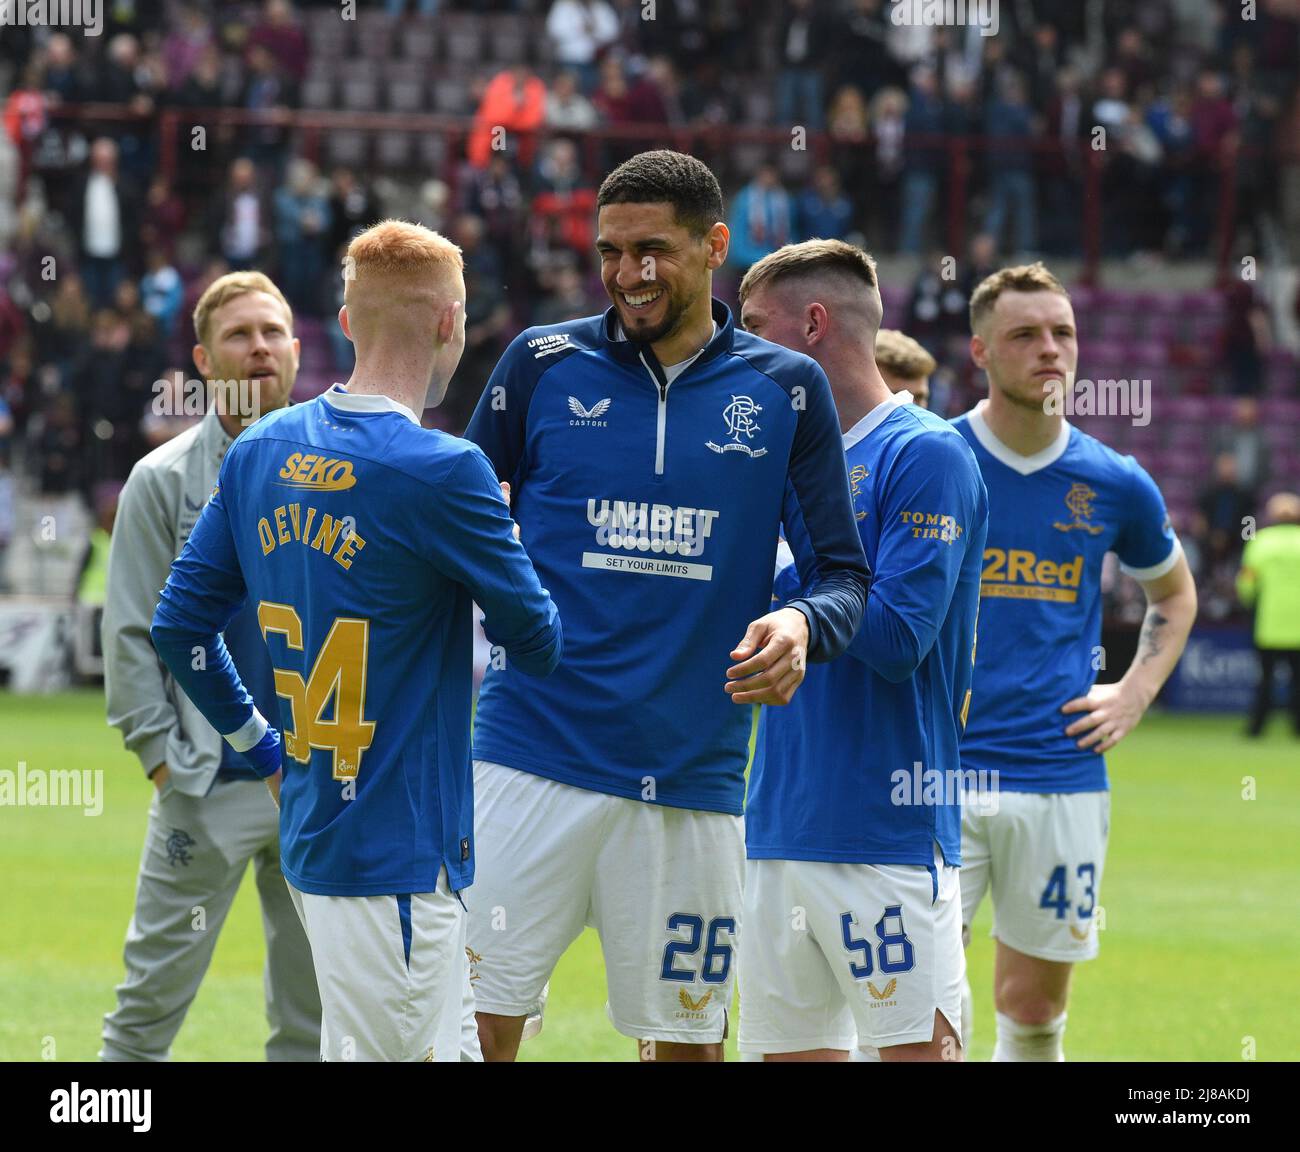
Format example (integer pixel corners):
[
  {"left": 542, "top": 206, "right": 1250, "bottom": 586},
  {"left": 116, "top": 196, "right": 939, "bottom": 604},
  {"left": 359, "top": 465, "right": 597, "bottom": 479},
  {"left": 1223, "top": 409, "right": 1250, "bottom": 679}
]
[{"left": 659, "top": 914, "right": 735, "bottom": 984}]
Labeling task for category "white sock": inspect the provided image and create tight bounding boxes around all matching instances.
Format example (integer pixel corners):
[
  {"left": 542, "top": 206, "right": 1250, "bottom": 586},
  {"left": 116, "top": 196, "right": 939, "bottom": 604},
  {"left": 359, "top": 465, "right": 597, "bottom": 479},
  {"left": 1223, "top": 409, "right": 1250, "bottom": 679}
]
[
  {"left": 992, "top": 1011, "right": 1066, "bottom": 1062},
  {"left": 960, "top": 976, "right": 974, "bottom": 1050}
]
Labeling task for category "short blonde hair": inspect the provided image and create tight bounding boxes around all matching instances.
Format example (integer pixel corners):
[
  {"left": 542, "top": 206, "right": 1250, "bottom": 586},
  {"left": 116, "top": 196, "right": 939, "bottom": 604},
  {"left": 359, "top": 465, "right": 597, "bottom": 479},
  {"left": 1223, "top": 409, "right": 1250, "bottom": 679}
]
[
  {"left": 969, "top": 261, "right": 1070, "bottom": 333},
  {"left": 738, "top": 238, "right": 878, "bottom": 305},
  {"left": 874, "top": 329, "right": 936, "bottom": 379},
  {"left": 193, "top": 271, "right": 293, "bottom": 348}
]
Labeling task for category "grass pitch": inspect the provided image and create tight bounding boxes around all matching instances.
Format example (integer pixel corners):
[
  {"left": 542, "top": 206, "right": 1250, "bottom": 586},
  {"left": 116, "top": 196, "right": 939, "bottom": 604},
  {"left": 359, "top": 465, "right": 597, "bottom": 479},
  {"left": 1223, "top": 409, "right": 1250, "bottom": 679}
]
[{"left": 1, "top": 690, "right": 1295, "bottom": 1061}]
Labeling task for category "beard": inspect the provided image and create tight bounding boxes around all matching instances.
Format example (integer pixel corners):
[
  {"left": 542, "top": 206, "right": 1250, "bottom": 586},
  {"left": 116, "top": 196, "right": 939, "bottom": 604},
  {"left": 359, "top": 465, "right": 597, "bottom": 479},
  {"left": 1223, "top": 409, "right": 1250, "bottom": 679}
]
[{"left": 618, "top": 282, "right": 696, "bottom": 347}]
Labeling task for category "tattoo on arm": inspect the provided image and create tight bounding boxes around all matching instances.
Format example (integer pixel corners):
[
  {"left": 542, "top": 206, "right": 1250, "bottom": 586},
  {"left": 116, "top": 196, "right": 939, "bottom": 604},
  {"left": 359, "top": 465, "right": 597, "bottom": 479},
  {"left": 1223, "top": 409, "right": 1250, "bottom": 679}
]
[{"left": 1137, "top": 609, "right": 1169, "bottom": 664}]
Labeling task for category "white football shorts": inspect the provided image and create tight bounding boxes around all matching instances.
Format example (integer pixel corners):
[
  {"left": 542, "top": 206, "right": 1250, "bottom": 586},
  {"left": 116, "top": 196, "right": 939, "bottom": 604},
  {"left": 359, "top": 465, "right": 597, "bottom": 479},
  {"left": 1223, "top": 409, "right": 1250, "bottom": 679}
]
[
  {"left": 738, "top": 847, "right": 963, "bottom": 1054},
  {"left": 288, "top": 867, "right": 467, "bottom": 1061},
  {"left": 960, "top": 789, "right": 1110, "bottom": 962},
  {"left": 466, "top": 760, "right": 744, "bottom": 1045}
]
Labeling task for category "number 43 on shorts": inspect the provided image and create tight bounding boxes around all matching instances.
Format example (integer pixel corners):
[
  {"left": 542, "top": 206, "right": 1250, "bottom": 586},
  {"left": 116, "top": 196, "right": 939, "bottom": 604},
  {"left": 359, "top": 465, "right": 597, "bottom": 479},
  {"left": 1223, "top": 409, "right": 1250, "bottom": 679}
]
[{"left": 1039, "top": 863, "right": 1096, "bottom": 920}]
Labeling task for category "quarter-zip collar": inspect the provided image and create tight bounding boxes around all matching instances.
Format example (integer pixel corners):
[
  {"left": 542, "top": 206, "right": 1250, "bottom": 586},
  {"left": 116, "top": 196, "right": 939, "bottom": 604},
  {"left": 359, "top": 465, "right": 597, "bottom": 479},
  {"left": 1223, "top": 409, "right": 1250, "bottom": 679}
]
[{"left": 600, "top": 296, "right": 735, "bottom": 375}]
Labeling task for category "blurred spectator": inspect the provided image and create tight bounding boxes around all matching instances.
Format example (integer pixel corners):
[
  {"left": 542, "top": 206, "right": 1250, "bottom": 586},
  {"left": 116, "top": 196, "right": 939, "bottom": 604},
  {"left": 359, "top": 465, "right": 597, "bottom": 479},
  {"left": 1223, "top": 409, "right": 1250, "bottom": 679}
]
[
  {"left": 211, "top": 158, "right": 265, "bottom": 270},
  {"left": 175, "top": 45, "right": 229, "bottom": 108},
  {"left": 1040, "top": 66, "right": 1087, "bottom": 255},
  {"left": 327, "top": 168, "right": 375, "bottom": 255},
  {"left": 273, "top": 158, "right": 332, "bottom": 316},
  {"left": 31, "top": 392, "right": 84, "bottom": 496},
  {"left": 4, "top": 61, "right": 49, "bottom": 202},
  {"left": 1187, "top": 69, "right": 1237, "bottom": 255},
  {"left": 728, "top": 164, "right": 795, "bottom": 272},
  {"left": 463, "top": 152, "right": 526, "bottom": 273},
  {"left": 42, "top": 33, "right": 83, "bottom": 104},
  {"left": 1277, "top": 86, "right": 1300, "bottom": 262},
  {"left": 532, "top": 263, "right": 592, "bottom": 327},
  {"left": 140, "top": 174, "right": 185, "bottom": 258},
  {"left": 797, "top": 165, "right": 853, "bottom": 242},
  {"left": 899, "top": 66, "right": 946, "bottom": 254},
  {"left": 141, "top": 249, "right": 184, "bottom": 341},
  {"left": 446, "top": 213, "right": 511, "bottom": 432},
  {"left": 86, "top": 34, "right": 152, "bottom": 108},
  {"left": 248, "top": 0, "right": 309, "bottom": 90},
  {"left": 642, "top": 56, "right": 685, "bottom": 127},
  {"left": 864, "top": 86, "right": 905, "bottom": 249},
  {"left": 1019, "top": 20, "right": 1064, "bottom": 111},
  {"left": 546, "top": 70, "right": 599, "bottom": 133},
  {"left": 1221, "top": 280, "right": 1271, "bottom": 395},
  {"left": 43, "top": 274, "right": 92, "bottom": 380},
  {"left": 532, "top": 139, "right": 597, "bottom": 261},
  {"left": 983, "top": 72, "right": 1037, "bottom": 256},
  {"left": 827, "top": 84, "right": 871, "bottom": 199},
  {"left": 834, "top": 0, "right": 902, "bottom": 101},
  {"left": 75, "top": 138, "right": 141, "bottom": 310},
  {"left": 775, "top": 0, "right": 831, "bottom": 131},
  {"left": 546, "top": 0, "right": 620, "bottom": 95},
  {"left": 1145, "top": 86, "right": 1196, "bottom": 255},
  {"left": 1237, "top": 492, "right": 1300, "bottom": 738},
  {"left": 242, "top": 44, "right": 295, "bottom": 171},
  {"left": 1212, "top": 397, "right": 1270, "bottom": 494},
  {"left": 162, "top": 4, "right": 215, "bottom": 93},
  {"left": 77, "top": 485, "right": 117, "bottom": 618},
  {"left": 469, "top": 67, "right": 547, "bottom": 170},
  {"left": 1198, "top": 451, "right": 1252, "bottom": 570}
]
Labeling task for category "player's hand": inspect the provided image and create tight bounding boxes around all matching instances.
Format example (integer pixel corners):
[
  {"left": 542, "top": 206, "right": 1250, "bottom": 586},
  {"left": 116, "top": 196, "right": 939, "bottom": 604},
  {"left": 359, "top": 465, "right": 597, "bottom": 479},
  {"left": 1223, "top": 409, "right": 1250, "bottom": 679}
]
[
  {"left": 266, "top": 769, "right": 282, "bottom": 810},
  {"left": 500, "top": 481, "right": 520, "bottom": 541},
  {"left": 1061, "top": 681, "right": 1149, "bottom": 753},
  {"left": 151, "top": 763, "right": 170, "bottom": 792},
  {"left": 725, "top": 607, "right": 809, "bottom": 705}
]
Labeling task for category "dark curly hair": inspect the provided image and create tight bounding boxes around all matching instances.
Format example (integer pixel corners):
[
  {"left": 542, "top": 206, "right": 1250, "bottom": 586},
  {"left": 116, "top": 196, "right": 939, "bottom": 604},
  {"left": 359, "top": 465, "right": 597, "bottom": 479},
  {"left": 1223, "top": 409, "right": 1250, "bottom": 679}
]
[{"left": 597, "top": 150, "right": 725, "bottom": 238}]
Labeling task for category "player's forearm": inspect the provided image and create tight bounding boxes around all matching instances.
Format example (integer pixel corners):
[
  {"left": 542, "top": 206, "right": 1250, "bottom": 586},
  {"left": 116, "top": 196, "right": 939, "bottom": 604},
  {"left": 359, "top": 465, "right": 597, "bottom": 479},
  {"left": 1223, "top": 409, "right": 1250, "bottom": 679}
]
[
  {"left": 150, "top": 616, "right": 256, "bottom": 739},
  {"left": 851, "top": 597, "right": 927, "bottom": 682},
  {"left": 1119, "top": 585, "right": 1197, "bottom": 709}
]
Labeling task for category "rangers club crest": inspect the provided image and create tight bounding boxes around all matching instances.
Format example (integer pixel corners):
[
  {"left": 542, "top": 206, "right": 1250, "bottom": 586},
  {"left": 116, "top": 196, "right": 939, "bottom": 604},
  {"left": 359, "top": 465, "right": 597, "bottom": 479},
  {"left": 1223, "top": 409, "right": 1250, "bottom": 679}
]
[{"left": 706, "top": 395, "right": 767, "bottom": 458}]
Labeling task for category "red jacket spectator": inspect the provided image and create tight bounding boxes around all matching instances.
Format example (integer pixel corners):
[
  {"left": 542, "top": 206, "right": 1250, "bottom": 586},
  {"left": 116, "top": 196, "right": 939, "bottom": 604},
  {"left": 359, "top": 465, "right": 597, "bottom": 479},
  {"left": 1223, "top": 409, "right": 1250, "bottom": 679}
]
[{"left": 468, "top": 69, "right": 547, "bottom": 169}]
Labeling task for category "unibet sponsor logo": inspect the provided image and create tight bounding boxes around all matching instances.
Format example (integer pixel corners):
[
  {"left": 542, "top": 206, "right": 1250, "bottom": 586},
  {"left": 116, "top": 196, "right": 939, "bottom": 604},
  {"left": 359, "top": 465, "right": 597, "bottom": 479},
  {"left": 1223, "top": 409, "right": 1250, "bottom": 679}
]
[
  {"left": 583, "top": 499, "right": 720, "bottom": 581},
  {"left": 899, "top": 509, "right": 963, "bottom": 542},
  {"left": 277, "top": 452, "right": 357, "bottom": 491},
  {"left": 981, "top": 547, "right": 1083, "bottom": 603}
]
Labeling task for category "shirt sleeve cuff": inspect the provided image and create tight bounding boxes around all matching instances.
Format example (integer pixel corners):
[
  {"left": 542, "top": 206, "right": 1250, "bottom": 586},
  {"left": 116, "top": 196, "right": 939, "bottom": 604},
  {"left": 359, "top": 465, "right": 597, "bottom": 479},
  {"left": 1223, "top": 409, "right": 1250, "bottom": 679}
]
[
  {"left": 1119, "top": 537, "right": 1182, "bottom": 582},
  {"left": 224, "top": 708, "right": 269, "bottom": 753}
]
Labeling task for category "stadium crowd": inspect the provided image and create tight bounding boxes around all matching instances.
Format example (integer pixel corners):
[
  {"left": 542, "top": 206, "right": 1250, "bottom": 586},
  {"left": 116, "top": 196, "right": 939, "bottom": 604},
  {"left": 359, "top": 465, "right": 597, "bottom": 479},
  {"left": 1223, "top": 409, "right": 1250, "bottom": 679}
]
[{"left": 0, "top": 0, "right": 1297, "bottom": 622}]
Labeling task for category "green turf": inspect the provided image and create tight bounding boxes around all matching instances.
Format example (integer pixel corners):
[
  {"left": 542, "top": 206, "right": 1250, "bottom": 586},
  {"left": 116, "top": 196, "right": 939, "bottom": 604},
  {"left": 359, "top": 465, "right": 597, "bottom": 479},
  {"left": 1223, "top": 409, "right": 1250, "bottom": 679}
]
[{"left": 1, "top": 690, "right": 1296, "bottom": 1061}]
